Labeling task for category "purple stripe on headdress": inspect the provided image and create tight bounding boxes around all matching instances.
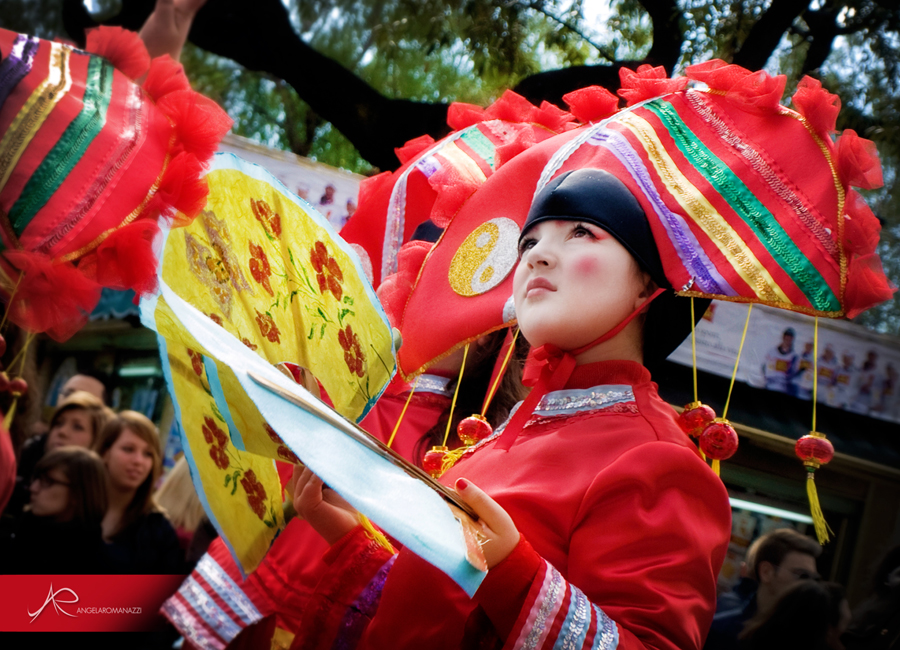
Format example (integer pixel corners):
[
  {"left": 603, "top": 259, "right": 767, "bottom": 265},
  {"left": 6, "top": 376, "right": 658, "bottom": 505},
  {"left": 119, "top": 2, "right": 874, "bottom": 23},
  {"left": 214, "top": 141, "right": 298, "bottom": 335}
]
[
  {"left": 416, "top": 154, "right": 441, "bottom": 179},
  {"left": 588, "top": 128, "right": 735, "bottom": 296},
  {"left": 332, "top": 554, "right": 396, "bottom": 650},
  {"left": 0, "top": 35, "right": 39, "bottom": 111}
]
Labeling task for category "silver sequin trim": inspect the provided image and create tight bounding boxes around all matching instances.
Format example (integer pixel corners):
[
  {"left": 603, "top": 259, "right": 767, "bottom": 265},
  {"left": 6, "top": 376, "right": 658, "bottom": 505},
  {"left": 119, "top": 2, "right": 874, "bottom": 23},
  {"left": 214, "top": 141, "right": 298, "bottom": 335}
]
[
  {"left": 533, "top": 386, "right": 635, "bottom": 416},
  {"left": 409, "top": 373, "right": 452, "bottom": 397},
  {"left": 592, "top": 604, "right": 620, "bottom": 650},
  {"left": 521, "top": 566, "right": 564, "bottom": 650},
  {"left": 561, "top": 587, "right": 590, "bottom": 650},
  {"left": 196, "top": 554, "right": 262, "bottom": 624}
]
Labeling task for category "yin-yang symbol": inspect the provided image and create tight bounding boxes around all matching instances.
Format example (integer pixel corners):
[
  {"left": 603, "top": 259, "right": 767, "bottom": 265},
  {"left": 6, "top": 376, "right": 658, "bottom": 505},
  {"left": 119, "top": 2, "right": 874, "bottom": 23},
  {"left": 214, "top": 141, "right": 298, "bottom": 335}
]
[{"left": 448, "top": 217, "right": 520, "bottom": 297}]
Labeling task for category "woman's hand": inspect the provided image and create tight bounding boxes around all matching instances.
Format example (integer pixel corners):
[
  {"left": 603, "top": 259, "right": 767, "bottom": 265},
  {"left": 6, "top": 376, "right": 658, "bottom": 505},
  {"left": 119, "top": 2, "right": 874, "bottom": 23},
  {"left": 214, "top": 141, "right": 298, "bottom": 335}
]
[
  {"left": 454, "top": 478, "right": 520, "bottom": 569},
  {"left": 289, "top": 465, "right": 358, "bottom": 545},
  {"left": 139, "top": 0, "right": 208, "bottom": 60}
]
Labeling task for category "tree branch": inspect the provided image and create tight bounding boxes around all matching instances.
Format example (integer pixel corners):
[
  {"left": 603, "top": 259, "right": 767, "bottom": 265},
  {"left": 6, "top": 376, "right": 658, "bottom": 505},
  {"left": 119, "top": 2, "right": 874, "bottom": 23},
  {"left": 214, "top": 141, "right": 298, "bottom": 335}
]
[
  {"left": 733, "top": 0, "right": 812, "bottom": 70},
  {"left": 638, "top": 0, "right": 684, "bottom": 72}
]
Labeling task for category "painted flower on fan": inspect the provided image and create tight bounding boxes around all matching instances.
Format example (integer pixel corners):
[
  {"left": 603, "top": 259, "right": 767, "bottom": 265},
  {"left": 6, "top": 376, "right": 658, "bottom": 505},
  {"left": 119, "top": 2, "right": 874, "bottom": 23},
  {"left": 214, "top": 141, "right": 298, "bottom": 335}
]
[
  {"left": 277, "top": 445, "right": 299, "bottom": 463},
  {"left": 202, "top": 416, "right": 228, "bottom": 447},
  {"left": 255, "top": 310, "right": 281, "bottom": 344},
  {"left": 248, "top": 242, "right": 274, "bottom": 296},
  {"left": 240, "top": 469, "right": 268, "bottom": 520},
  {"left": 310, "top": 241, "right": 344, "bottom": 301},
  {"left": 187, "top": 349, "right": 204, "bottom": 376},
  {"left": 338, "top": 324, "right": 366, "bottom": 377},
  {"left": 251, "top": 198, "right": 282, "bottom": 237},
  {"left": 208, "top": 313, "right": 224, "bottom": 326},
  {"left": 264, "top": 423, "right": 281, "bottom": 443},
  {"left": 209, "top": 444, "right": 230, "bottom": 470},
  {"left": 241, "top": 337, "right": 258, "bottom": 351}
]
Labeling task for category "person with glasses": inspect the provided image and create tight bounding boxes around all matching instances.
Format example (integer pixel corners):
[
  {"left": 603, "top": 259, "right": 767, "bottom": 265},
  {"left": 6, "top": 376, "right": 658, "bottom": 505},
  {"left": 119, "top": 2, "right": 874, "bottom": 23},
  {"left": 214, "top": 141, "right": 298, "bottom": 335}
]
[
  {"left": 0, "top": 446, "right": 109, "bottom": 574},
  {"left": 705, "top": 527, "right": 824, "bottom": 650}
]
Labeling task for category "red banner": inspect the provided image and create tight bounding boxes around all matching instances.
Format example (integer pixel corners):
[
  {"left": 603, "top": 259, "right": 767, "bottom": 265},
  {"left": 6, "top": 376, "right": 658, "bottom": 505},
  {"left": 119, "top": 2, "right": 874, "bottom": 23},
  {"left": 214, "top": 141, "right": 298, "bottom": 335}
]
[{"left": 0, "top": 575, "right": 185, "bottom": 632}]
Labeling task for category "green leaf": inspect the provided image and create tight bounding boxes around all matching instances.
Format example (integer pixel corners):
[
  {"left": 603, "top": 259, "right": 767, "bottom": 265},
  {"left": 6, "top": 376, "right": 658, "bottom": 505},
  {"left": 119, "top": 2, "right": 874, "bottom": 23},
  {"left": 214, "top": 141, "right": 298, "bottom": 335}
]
[
  {"left": 343, "top": 295, "right": 354, "bottom": 305},
  {"left": 320, "top": 323, "right": 326, "bottom": 338},
  {"left": 307, "top": 325, "right": 315, "bottom": 340},
  {"left": 224, "top": 474, "right": 231, "bottom": 487},
  {"left": 211, "top": 403, "right": 226, "bottom": 423},
  {"left": 263, "top": 519, "right": 275, "bottom": 528}
]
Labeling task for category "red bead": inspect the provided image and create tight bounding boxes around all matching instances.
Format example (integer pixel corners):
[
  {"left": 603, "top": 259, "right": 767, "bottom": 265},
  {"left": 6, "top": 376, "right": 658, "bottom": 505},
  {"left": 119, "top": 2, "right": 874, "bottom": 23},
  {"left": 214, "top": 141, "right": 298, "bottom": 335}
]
[
  {"left": 457, "top": 415, "right": 493, "bottom": 446},
  {"left": 423, "top": 446, "right": 448, "bottom": 478},
  {"left": 8, "top": 377, "right": 27, "bottom": 397},
  {"left": 0, "top": 335, "right": 6, "bottom": 357},
  {"left": 795, "top": 434, "right": 834, "bottom": 467},
  {"left": 699, "top": 419, "right": 739, "bottom": 461},
  {"left": 677, "top": 402, "right": 716, "bottom": 437}
]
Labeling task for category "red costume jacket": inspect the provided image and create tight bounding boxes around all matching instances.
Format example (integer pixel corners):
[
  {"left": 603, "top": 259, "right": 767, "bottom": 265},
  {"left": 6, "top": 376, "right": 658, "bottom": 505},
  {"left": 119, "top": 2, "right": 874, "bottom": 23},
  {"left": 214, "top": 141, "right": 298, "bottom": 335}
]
[{"left": 294, "top": 360, "right": 731, "bottom": 650}]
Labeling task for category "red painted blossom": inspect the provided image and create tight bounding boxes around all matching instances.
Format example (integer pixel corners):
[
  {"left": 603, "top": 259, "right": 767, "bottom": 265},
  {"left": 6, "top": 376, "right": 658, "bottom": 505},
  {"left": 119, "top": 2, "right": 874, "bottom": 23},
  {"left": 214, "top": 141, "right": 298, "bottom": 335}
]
[
  {"left": 248, "top": 242, "right": 273, "bottom": 296},
  {"left": 240, "top": 469, "right": 268, "bottom": 520},
  {"left": 255, "top": 310, "right": 281, "bottom": 344},
  {"left": 188, "top": 349, "right": 204, "bottom": 376},
  {"left": 241, "top": 337, "right": 258, "bottom": 351},
  {"left": 338, "top": 324, "right": 366, "bottom": 378},
  {"left": 310, "top": 241, "right": 344, "bottom": 301},
  {"left": 277, "top": 445, "right": 299, "bottom": 463},
  {"left": 264, "top": 423, "right": 281, "bottom": 443},
  {"left": 209, "top": 445, "right": 229, "bottom": 470},
  {"left": 251, "top": 198, "right": 282, "bottom": 237},
  {"left": 208, "top": 313, "right": 224, "bottom": 326}
]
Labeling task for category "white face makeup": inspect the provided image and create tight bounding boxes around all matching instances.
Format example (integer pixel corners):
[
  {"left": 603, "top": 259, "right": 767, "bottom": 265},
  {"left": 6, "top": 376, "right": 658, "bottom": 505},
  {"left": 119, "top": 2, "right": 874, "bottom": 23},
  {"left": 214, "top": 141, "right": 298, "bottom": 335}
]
[{"left": 513, "top": 220, "right": 649, "bottom": 352}]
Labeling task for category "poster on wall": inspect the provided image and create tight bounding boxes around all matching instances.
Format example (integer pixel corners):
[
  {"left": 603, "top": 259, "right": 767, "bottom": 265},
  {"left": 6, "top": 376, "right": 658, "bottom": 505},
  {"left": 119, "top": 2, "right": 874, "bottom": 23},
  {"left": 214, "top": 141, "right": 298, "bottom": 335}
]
[{"left": 669, "top": 301, "right": 900, "bottom": 422}]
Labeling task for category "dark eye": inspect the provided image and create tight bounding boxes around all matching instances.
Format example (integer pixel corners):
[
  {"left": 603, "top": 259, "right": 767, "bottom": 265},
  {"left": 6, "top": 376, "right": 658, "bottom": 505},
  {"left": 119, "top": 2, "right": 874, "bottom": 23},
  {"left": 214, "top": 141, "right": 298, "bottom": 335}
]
[
  {"left": 571, "top": 224, "right": 594, "bottom": 238},
  {"left": 517, "top": 237, "right": 536, "bottom": 258}
]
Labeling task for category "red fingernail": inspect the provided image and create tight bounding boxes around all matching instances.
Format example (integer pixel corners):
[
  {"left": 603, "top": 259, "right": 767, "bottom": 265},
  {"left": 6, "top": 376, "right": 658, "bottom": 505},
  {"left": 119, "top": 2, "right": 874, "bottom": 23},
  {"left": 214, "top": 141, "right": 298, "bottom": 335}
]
[{"left": 456, "top": 478, "right": 468, "bottom": 490}]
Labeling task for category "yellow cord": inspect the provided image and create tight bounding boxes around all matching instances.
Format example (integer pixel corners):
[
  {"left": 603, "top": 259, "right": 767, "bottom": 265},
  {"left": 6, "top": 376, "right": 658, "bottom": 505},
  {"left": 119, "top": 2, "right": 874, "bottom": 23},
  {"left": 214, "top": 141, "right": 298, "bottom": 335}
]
[
  {"left": 690, "top": 297, "right": 699, "bottom": 403},
  {"left": 481, "top": 329, "right": 520, "bottom": 417},
  {"left": 386, "top": 377, "right": 419, "bottom": 449},
  {"left": 723, "top": 304, "right": 753, "bottom": 420},
  {"left": 357, "top": 512, "right": 394, "bottom": 553},
  {"left": 441, "top": 344, "right": 469, "bottom": 447},
  {"left": 812, "top": 318, "right": 818, "bottom": 433}
]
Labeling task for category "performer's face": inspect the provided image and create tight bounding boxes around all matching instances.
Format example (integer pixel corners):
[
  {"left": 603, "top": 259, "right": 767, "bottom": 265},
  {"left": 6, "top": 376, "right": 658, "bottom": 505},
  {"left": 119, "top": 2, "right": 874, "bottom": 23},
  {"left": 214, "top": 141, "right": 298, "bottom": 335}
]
[{"left": 514, "top": 220, "right": 650, "bottom": 351}]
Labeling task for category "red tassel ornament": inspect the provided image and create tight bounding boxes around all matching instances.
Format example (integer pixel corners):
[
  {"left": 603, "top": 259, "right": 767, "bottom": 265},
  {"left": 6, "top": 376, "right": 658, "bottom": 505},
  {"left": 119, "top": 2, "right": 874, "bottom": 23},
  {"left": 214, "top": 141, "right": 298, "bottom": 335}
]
[
  {"left": 423, "top": 446, "right": 449, "bottom": 478},
  {"left": 677, "top": 402, "right": 717, "bottom": 438},
  {"left": 699, "top": 418, "right": 739, "bottom": 461},
  {"left": 457, "top": 415, "right": 493, "bottom": 447},
  {"left": 795, "top": 432, "right": 835, "bottom": 544}
]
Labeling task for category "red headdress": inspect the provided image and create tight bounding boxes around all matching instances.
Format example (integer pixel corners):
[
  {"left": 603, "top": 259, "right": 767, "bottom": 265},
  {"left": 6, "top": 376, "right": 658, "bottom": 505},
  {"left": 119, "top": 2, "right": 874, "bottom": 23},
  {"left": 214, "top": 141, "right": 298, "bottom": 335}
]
[{"left": 0, "top": 27, "right": 231, "bottom": 340}]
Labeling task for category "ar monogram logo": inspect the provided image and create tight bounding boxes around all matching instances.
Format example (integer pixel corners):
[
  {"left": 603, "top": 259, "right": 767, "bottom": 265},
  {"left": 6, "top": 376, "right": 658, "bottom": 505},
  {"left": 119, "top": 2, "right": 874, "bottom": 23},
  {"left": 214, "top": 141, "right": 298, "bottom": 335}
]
[{"left": 27, "top": 584, "right": 79, "bottom": 623}]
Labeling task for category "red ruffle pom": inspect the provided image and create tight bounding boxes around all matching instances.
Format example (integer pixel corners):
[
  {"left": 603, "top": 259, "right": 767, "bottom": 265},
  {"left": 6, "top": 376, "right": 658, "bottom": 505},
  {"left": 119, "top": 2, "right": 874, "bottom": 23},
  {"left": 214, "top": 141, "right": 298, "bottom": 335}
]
[
  {"left": 1, "top": 251, "right": 101, "bottom": 342},
  {"left": 618, "top": 64, "right": 688, "bottom": 106},
  {"left": 532, "top": 100, "right": 576, "bottom": 133},
  {"left": 843, "top": 190, "right": 882, "bottom": 256},
  {"left": 356, "top": 171, "right": 393, "bottom": 209},
  {"left": 686, "top": 60, "right": 785, "bottom": 112},
  {"left": 146, "top": 151, "right": 208, "bottom": 227},
  {"left": 493, "top": 123, "right": 537, "bottom": 168},
  {"left": 484, "top": 90, "right": 538, "bottom": 123},
  {"left": 447, "top": 102, "right": 486, "bottom": 130},
  {"left": 395, "top": 135, "right": 436, "bottom": 165},
  {"left": 791, "top": 76, "right": 840, "bottom": 136},
  {"left": 835, "top": 129, "right": 883, "bottom": 190},
  {"left": 94, "top": 219, "right": 161, "bottom": 295},
  {"left": 157, "top": 90, "right": 233, "bottom": 163},
  {"left": 376, "top": 240, "right": 433, "bottom": 327},
  {"left": 563, "top": 85, "right": 620, "bottom": 123},
  {"left": 85, "top": 26, "right": 151, "bottom": 80},
  {"left": 845, "top": 253, "right": 896, "bottom": 319},
  {"left": 142, "top": 55, "right": 192, "bottom": 100}
]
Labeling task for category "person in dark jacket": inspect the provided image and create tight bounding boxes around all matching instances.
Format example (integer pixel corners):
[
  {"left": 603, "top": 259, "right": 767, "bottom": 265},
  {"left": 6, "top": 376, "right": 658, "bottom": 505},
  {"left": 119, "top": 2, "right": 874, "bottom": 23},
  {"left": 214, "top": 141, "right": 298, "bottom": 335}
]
[
  {"left": 843, "top": 546, "right": 900, "bottom": 650},
  {"left": 0, "top": 446, "right": 109, "bottom": 574},
  {"left": 95, "top": 412, "right": 185, "bottom": 574}
]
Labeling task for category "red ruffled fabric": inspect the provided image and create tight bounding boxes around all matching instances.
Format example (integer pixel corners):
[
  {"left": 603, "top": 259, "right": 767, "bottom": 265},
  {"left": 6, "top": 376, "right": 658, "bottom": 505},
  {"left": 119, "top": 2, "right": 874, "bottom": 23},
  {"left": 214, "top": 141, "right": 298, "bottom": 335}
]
[
  {"left": 845, "top": 253, "right": 896, "bottom": 319},
  {"left": 85, "top": 26, "right": 150, "bottom": 80},
  {"left": 843, "top": 190, "right": 882, "bottom": 256},
  {"left": 447, "top": 102, "right": 486, "bottom": 130},
  {"left": 835, "top": 129, "right": 883, "bottom": 190},
  {"left": 618, "top": 64, "right": 688, "bottom": 106},
  {"left": 357, "top": 171, "right": 393, "bottom": 209},
  {"left": 791, "top": 76, "right": 840, "bottom": 136},
  {"left": 563, "top": 85, "right": 620, "bottom": 123},
  {"left": 395, "top": 135, "right": 436, "bottom": 165},
  {"left": 685, "top": 59, "right": 785, "bottom": 112},
  {"left": 376, "top": 240, "right": 433, "bottom": 328},
  {"left": 142, "top": 54, "right": 192, "bottom": 99},
  {"left": 1, "top": 251, "right": 101, "bottom": 342},
  {"left": 93, "top": 219, "right": 161, "bottom": 295},
  {"left": 147, "top": 151, "right": 209, "bottom": 228}
]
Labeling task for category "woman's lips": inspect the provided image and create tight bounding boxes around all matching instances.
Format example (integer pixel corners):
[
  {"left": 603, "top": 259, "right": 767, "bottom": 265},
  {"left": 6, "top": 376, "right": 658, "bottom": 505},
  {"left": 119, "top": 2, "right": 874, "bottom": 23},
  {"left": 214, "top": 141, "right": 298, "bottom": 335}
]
[{"left": 525, "top": 277, "right": 555, "bottom": 297}]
